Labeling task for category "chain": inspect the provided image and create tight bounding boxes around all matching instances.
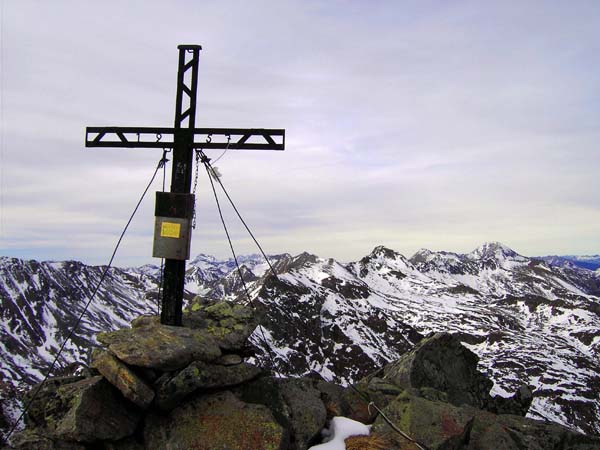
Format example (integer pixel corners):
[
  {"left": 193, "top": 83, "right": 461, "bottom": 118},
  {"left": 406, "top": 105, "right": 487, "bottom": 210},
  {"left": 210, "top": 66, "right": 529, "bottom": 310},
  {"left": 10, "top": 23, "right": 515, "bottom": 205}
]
[{"left": 191, "top": 149, "right": 202, "bottom": 229}]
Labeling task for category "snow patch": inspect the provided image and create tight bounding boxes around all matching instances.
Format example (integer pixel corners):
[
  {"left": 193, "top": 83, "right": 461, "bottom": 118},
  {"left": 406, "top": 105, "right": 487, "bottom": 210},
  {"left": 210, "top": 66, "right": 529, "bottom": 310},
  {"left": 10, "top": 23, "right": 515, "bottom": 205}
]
[{"left": 308, "top": 417, "right": 371, "bottom": 450}]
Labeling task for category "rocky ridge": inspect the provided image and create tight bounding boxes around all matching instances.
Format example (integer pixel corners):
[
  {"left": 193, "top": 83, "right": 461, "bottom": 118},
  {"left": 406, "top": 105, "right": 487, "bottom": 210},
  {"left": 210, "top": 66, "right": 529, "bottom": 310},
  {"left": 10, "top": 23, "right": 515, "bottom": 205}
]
[
  {"left": 5, "top": 303, "right": 599, "bottom": 450},
  {"left": 1, "top": 243, "right": 599, "bottom": 436}
]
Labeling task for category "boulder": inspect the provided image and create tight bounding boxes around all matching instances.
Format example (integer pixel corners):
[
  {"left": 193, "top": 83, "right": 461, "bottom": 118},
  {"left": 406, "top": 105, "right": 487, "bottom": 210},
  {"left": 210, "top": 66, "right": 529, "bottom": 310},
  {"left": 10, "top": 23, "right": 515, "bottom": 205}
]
[
  {"left": 21, "top": 376, "right": 140, "bottom": 443},
  {"left": 90, "top": 350, "right": 155, "bottom": 410},
  {"left": 370, "top": 388, "right": 600, "bottom": 450},
  {"left": 23, "top": 376, "right": 85, "bottom": 428},
  {"left": 371, "top": 390, "right": 473, "bottom": 449},
  {"left": 97, "top": 323, "right": 221, "bottom": 371},
  {"left": 381, "top": 332, "right": 532, "bottom": 416},
  {"left": 144, "top": 390, "right": 288, "bottom": 450},
  {"left": 465, "top": 410, "right": 600, "bottom": 450},
  {"left": 487, "top": 384, "right": 533, "bottom": 416},
  {"left": 382, "top": 332, "right": 493, "bottom": 410},
  {"left": 314, "top": 380, "right": 373, "bottom": 423},
  {"left": 235, "top": 377, "right": 328, "bottom": 450},
  {"left": 279, "top": 379, "right": 327, "bottom": 450},
  {"left": 155, "top": 361, "right": 261, "bottom": 410},
  {"left": 184, "top": 299, "right": 259, "bottom": 351}
]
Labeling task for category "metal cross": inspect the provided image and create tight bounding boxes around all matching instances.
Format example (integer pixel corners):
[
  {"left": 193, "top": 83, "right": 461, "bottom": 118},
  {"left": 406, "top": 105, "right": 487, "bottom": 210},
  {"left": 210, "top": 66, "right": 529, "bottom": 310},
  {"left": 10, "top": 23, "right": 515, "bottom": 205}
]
[{"left": 85, "top": 44, "right": 285, "bottom": 326}]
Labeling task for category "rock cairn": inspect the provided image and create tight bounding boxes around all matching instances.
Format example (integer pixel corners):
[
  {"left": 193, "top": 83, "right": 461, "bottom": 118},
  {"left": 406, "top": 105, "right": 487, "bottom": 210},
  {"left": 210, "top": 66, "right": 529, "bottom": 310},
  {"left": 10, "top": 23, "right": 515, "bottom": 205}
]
[
  {"left": 5, "top": 303, "right": 599, "bottom": 450},
  {"left": 6, "top": 299, "right": 366, "bottom": 450}
]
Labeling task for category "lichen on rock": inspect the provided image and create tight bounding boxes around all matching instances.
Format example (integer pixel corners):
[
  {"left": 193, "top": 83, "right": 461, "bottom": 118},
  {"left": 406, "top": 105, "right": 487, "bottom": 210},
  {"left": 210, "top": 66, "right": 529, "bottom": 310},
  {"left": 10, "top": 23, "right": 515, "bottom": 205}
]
[
  {"left": 144, "top": 390, "right": 288, "bottom": 450},
  {"left": 97, "top": 322, "right": 221, "bottom": 371},
  {"left": 90, "top": 350, "right": 155, "bottom": 410},
  {"left": 155, "top": 360, "right": 261, "bottom": 410}
]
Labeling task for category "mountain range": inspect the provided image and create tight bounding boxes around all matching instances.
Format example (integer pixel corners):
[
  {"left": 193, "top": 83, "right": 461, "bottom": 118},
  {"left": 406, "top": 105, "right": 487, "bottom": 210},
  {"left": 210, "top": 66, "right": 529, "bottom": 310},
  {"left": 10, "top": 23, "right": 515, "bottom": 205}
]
[{"left": 1, "top": 242, "right": 599, "bottom": 437}]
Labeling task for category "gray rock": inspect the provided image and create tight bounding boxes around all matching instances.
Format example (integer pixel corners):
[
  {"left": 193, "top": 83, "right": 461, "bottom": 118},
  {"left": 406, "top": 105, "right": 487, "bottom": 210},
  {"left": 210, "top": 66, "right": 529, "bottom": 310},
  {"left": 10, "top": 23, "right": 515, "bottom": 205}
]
[
  {"left": 184, "top": 300, "right": 259, "bottom": 351},
  {"left": 314, "top": 380, "right": 373, "bottom": 424},
  {"left": 216, "top": 354, "right": 243, "bottom": 366},
  {"left": 155, "top": 361, "right": 261, "bottom": 410},
  {"left": 382, "top": 332, "right": 532, "bottom": 416},
  {"left": 23, "top": 376, "right": 85, "bottom": 428},
  {"left": 144, "top": 390, "right": 288, "bottom": 450},
  {"left": 130, "top": 315, "right": 159, "bottom": 328},
  {"left": 487, "top": 384, "right": 533, "bottom": 416},
  {"left": 90, "top": 350, "right": 155, "bottom": 409},
  {"left": 97, "top": 323, "right": 221, "bottom": 371},
  {"left": 279, "top": 379, "right": 327, "bottom": 450},
  {"left": 21, "top": 376, "right": 140, "bottom": 443},
  {"left": 371, "top": 388, "right": 600, "bottom": 450},
  {"left": 383, "top": 332, "right": 493, "bottom": 410},
  {"left": 55, "top": 377, "right": 140, "bottom": 442},
  {"left": 235, "top": 377, "right": 327, "bottom": 450}
]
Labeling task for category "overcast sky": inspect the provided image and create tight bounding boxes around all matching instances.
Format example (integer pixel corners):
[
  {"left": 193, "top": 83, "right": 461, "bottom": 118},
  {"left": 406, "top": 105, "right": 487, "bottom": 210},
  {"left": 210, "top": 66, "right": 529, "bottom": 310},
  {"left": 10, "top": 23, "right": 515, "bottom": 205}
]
[{"left": 1, "top": 0, "right": 599, "bottom": 266}]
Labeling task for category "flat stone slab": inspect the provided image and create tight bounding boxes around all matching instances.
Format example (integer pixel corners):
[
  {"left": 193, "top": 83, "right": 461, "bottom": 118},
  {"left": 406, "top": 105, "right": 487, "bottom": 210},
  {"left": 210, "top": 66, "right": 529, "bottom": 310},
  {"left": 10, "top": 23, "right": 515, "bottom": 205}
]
[
  {"left": 155, "top": 361, "right": 261, "bottom": 410},
  {"left": 91, "top": 350, "right": 155, "bottom": 409},
  {"left": 97, "top": 323, "right": 221, "bottom": 371}
]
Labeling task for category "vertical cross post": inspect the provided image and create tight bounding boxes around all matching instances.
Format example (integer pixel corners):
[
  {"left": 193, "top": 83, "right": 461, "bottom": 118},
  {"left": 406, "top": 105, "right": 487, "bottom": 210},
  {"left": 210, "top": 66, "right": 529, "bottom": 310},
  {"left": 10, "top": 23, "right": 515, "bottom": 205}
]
[
  {"left": 161, "top": 45, "right": 201, "bottom": 326},
  {"left": 85, "top": 44, "right": 285, "bottom": 327}
]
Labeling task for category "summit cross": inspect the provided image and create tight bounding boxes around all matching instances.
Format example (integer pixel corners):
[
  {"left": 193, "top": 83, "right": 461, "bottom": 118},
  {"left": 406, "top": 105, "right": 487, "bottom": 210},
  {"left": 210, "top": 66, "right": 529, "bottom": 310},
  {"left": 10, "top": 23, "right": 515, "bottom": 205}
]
[{"left": 85, "top": 44, "right": 285, "bottom": 326}]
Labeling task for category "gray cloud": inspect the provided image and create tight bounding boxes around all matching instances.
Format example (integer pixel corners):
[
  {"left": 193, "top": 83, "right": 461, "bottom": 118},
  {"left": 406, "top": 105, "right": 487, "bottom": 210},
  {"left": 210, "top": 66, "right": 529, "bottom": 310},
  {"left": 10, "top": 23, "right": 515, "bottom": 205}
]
[{"left": 1, "top": 0, "right": 599, "bottom": 265}]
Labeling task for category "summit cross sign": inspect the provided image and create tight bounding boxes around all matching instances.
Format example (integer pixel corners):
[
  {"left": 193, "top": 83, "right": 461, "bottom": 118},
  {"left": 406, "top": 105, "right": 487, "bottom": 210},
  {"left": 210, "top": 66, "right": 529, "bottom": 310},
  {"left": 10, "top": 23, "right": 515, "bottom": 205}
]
[{"left": 85, "top": 44, "right": 285, "bottom": 326}]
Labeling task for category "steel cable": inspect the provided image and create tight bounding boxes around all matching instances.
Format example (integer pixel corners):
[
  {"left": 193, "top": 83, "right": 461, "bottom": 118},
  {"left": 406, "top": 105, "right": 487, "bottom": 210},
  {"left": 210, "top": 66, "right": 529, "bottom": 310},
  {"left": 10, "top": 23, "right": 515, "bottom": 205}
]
[{"left": 4, "top": 155, "right": 165, "bottom": 444}]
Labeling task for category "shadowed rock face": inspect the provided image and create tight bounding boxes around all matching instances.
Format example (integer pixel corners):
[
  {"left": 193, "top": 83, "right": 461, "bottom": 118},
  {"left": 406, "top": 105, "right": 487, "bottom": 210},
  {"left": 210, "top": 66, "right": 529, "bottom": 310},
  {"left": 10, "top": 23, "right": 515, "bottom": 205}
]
[
  {"left": 21, "top": 376, "right": 140, "bottom": 444},
  {"left": 371, "top": 391, "right": 600, "bottom": 450},
  {"left": 381, "top": 332, "right": 533, "bottom": 415}
]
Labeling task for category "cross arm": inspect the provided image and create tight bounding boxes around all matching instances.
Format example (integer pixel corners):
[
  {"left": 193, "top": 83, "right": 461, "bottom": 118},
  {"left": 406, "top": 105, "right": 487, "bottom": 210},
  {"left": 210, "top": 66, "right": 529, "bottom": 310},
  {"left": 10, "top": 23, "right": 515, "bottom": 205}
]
[{"left": 85, "top": 126, "right": 285, "bottom": 150}]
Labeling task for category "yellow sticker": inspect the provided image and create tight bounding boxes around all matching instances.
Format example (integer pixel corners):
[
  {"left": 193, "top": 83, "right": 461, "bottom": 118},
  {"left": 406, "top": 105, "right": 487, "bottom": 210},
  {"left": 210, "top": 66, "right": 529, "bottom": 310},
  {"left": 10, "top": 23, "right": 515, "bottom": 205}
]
[{"left": 160, "top": 222, "right": 181, "bottom": 238}]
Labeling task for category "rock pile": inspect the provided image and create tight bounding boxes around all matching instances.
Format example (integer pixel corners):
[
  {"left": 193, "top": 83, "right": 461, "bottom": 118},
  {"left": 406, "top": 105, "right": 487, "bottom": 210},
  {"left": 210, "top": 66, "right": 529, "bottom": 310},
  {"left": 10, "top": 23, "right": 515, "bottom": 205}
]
[
  {"left": 355, "top": 333, "right": 600, "bottom": 450},
  {"left": 6, "top": 299, "right": 367, "bottom": 450},
  {"left": 5, "top": 302, "right": 599, "bottom": 450}
]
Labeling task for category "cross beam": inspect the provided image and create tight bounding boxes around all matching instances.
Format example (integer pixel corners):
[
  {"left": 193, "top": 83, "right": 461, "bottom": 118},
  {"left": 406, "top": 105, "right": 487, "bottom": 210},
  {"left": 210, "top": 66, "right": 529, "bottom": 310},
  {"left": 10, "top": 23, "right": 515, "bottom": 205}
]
[
  {"left": 85, "top": 127, "right": 285, "bottom": 150},
  {"left": 85, "top": 44, "right": 285, "bottom": 326}
]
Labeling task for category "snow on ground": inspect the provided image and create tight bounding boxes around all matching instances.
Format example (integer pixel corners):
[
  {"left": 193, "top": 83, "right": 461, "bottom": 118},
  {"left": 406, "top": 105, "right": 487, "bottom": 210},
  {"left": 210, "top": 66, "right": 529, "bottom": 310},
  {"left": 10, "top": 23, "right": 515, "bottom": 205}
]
[{"left": 308, "top": 417, "right": 371, "bottom": 450}]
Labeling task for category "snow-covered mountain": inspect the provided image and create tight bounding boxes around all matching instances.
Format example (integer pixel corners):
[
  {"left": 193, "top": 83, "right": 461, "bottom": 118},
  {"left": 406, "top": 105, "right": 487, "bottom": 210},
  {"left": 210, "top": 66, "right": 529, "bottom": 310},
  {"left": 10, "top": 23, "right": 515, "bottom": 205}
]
[
  {"left": 1, "top": 243, "right": 599, "bottom": 437},
  {"left": 538, "top": 254, "right": 600, "bottom": 271}
]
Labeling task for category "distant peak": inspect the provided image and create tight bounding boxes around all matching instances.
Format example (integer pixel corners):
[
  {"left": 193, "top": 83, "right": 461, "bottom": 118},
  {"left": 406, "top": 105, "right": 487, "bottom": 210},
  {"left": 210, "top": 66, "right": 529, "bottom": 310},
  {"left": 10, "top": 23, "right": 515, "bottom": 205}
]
[
  {"left": 469, "top": 242, "right": 519, "bottom": 260},
  {"left": 190, "top": 254, "right": 217, "bottom": 264},
  {"left": 409, "top": 248, "right": 434, "bottom": 264},
  {"left": 292, "top": 252, "right": 320, "bottom": 265},
  {"left": 370, "top": 245, "right": 402, "bottom": 259}
]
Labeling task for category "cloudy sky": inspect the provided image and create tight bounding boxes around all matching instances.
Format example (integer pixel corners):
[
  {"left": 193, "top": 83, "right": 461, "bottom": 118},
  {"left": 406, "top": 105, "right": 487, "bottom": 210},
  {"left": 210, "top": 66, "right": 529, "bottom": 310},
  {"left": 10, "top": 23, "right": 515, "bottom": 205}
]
[{"left": 1, "top": 0, "right": 599, "bottom": 266}]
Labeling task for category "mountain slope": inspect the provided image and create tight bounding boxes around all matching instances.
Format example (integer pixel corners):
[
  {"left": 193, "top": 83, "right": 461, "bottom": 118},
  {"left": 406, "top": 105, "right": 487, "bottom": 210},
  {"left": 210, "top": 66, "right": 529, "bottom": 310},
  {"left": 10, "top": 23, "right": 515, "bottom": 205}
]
[{"left": 1, "top": 243, "right": 599, "bottom": 437}]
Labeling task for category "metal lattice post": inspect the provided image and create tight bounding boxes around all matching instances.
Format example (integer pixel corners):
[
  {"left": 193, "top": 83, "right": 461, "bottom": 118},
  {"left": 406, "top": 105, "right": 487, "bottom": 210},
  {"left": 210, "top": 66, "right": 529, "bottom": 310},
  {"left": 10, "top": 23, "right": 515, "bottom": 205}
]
[
  {"left": 85, "top": 44, "right": 285, "bottom": 327},
  {"left": 161, "top": 45, "right": 201, "bottom": 326}
]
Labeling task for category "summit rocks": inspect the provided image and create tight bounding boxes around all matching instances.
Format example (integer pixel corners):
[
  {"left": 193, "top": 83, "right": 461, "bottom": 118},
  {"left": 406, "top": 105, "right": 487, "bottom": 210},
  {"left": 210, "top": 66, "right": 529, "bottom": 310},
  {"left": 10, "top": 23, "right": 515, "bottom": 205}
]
[
  {"left": 359, "top": 333, "right": 599, "bottom": 450},
  {"left": 8, "top": 324, "right": 599, "bottom": 450},
  {"left": 97, "top": 322, "right": 221, "bottom": 371},
  {"left": 5, "top": 299, "right": 370, "bottom": 450}
]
